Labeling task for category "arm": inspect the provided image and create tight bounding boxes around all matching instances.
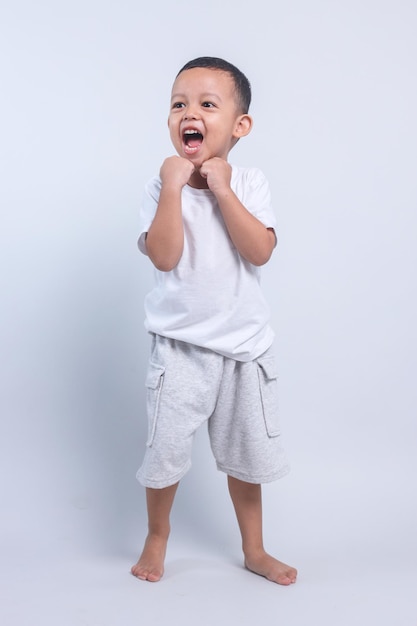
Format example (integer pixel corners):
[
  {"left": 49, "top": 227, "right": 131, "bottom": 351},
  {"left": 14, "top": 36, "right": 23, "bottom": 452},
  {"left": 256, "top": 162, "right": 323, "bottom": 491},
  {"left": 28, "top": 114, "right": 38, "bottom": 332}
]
[
  {"left": 200, "top": 158, "right": 276, "bottom": 266},
  {"left": 145, "top": 156, "right": 194, "bottom": 271}
]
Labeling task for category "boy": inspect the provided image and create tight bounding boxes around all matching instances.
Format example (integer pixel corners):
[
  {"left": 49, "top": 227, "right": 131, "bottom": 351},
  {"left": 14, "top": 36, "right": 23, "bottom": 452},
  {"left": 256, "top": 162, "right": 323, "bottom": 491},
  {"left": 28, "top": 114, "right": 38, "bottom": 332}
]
[{"left": 131, "top": 57, "right": 297, "bottom": 585}]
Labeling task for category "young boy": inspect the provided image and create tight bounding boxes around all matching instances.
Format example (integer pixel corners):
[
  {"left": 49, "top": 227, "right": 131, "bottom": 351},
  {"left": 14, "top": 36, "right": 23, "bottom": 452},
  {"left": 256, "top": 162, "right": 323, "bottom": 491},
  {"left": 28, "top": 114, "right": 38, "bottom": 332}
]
[{"left": 131, "top": 57, "right": 297, "bottom": 585}]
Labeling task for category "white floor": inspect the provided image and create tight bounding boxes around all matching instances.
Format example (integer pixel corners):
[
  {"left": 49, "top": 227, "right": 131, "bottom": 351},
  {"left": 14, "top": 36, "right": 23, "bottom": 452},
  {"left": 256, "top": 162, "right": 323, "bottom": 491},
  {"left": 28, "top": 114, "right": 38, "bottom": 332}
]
[
  {"left": 4, "top": 549, "right": 416, "bottom": 626},
  {"left": 3, "top": 460, "right": 416, "bottom": 626},
  {"left": 3, "top": 534, "right": 416, "bottom": 626}
]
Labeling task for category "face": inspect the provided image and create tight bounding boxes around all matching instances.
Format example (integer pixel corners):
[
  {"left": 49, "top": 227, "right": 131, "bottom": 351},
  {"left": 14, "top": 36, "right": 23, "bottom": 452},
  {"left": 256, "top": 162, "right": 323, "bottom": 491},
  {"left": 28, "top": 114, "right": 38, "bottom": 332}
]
[{"left": 168, "top": 67, "right": 252, "bottom": 169}]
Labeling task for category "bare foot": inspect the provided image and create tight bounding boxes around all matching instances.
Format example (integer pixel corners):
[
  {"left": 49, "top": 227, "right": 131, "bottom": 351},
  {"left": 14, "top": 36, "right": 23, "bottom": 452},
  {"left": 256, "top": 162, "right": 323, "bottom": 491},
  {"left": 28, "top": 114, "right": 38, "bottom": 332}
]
[
  {"left": 245, "top": 550, "right": 297, "bottom": 585},
  {"left": 131, "top": 534, "right": 168, "bottom": 582}
]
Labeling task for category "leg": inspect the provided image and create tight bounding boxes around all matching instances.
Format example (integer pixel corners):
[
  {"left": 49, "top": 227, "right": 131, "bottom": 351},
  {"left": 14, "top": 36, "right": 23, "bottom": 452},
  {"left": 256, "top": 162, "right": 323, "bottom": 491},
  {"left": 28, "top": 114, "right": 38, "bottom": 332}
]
[
  {"left": 227, "top": 476, "right": 297, "bottom": 585},
  {"left": 131, "top": 482, "right": 179, "bottom": 582}
]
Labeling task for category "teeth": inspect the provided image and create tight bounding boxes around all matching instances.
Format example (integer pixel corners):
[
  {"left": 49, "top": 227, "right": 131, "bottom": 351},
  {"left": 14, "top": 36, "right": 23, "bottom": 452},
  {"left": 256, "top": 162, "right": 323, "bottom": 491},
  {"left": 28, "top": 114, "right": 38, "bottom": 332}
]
[{"left": 184, "top": 129, "right": 200, "bottom": 135}]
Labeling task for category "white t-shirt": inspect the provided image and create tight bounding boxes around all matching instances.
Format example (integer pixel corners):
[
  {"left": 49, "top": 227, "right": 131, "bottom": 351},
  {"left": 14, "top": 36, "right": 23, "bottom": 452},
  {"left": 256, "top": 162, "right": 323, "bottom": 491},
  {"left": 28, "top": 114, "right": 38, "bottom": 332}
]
[{"left": 138, "top": 165, "right": 277, "bottom": 362}]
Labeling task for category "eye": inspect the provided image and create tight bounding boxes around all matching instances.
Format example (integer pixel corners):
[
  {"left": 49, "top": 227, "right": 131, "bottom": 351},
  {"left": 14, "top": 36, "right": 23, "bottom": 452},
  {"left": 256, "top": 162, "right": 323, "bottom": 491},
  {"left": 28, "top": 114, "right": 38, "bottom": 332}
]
[
  {"left": 202, "top": 101, "right": 215, "bottom": 108},
  {"left": 172, "top": 102, "right": 185, "bottom": 109}
]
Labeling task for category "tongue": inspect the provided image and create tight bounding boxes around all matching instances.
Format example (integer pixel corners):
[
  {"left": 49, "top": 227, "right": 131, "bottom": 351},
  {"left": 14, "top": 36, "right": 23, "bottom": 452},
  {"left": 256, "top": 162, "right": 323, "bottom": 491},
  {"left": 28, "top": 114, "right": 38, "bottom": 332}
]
[{"left": 187, "top": 138, "right": 202, "bottom": 149}]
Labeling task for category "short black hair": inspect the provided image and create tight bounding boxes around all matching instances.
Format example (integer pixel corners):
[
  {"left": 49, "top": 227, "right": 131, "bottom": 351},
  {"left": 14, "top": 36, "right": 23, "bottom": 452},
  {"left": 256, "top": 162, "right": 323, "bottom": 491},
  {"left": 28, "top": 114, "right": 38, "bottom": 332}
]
[{"left": 176, "top": 56, "right": 252, "bottom": 114}]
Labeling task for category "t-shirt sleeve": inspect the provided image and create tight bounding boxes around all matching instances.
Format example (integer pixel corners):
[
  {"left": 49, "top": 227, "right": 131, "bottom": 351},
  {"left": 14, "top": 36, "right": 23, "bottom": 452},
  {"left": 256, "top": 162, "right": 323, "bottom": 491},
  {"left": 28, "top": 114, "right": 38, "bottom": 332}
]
[
  {"left": 241, "top": 168, "right": 277, "bottom": 231},
  {"left": 137, "top": 176, "right": 162, "bottom": 255}
]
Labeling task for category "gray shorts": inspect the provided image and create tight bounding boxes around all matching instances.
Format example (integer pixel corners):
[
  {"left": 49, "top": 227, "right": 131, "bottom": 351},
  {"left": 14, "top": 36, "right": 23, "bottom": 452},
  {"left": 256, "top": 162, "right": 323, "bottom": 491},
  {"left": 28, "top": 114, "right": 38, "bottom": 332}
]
[{"left": 136, "top": 334, "right": 290, "bottom": 488}]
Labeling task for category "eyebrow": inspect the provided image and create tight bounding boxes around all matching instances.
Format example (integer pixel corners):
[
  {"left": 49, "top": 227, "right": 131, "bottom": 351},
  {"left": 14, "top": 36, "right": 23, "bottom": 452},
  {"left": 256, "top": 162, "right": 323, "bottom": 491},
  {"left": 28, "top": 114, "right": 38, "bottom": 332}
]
[{"left": 171, "top": 92, "right": 222, "bottom": 102}]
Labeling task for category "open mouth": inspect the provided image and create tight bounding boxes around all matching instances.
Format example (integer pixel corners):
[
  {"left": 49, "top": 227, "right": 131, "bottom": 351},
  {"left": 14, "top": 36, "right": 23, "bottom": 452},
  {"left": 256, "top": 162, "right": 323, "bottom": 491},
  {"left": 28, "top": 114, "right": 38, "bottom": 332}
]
[{"left": 183, "top": 129, "right": 203, "bottom": 154}]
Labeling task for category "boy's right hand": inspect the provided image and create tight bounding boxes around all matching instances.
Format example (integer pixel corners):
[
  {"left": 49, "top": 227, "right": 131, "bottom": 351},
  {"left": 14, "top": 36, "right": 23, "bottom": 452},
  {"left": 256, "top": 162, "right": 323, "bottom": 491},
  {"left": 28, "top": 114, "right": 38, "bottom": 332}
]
[{"left": 160, "top": 156, "right": 194, "bottom": 189}]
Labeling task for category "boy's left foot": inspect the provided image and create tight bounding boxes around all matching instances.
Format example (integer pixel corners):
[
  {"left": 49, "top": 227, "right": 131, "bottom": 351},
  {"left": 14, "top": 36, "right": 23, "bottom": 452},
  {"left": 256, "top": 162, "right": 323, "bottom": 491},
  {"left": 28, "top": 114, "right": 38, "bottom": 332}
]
[
  {"left": 131, "top": 533, "right": 167, "bottom": 582},
  {"left": 244, "top": 550, "right": 297, "bottom": 585}
]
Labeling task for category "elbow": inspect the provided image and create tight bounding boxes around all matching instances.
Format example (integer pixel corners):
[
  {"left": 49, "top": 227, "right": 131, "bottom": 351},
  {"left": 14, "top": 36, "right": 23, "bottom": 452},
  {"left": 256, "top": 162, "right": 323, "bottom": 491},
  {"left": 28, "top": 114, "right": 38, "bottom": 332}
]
[
  {"left": 145, "top": 229, "right": 183, "bottom": 271},
  {"left": 145, "top": 237, "right": 183, "bottom": 271},
  {"left": 248, "top": 238, "right": 276, "bottom": 266},
  {"left": 240, "top": 246, "right": 273, "bottom": 266},
  {"left": 149, "top": 250, "right": 182, "bottom": 272},
  {"left": 251, "top": 250, "right": 273, "bottom": 266},
  {"left": 240, "top": 248, "right": 272, "bottom": 266},
  {"left": 252, "top": 228, "right": 276, "bottom": 266},
  {"left": 153, "top": 259, "right": 179, "bottom": 272}
]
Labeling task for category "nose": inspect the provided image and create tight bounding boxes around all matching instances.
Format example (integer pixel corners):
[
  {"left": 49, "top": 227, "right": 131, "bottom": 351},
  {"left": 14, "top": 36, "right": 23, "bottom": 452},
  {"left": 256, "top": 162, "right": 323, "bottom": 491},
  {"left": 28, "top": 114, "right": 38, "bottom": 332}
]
[{"left": 183, "top": 106, "right": 199, "bottom": 121}]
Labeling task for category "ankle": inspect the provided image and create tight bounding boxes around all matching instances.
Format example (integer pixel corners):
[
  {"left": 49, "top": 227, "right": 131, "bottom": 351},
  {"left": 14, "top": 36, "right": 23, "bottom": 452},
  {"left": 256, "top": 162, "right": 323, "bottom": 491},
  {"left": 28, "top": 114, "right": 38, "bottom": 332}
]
[
  {"left": 242, "top": 544, "right": 265, "bottom": 560},
  {"left": 147, "top": 525, "right": 171, "bottom": 542}
]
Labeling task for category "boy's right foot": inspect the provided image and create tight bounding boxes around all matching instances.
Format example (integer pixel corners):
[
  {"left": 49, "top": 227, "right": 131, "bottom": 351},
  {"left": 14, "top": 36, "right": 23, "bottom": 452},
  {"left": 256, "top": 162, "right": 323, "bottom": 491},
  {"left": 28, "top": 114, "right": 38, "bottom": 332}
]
[
  {"left": 130, "top": 534, "right": 168, "bottom": 582},
  {"left": 244, "top": 549, "right": 298, "bottom": 585}
]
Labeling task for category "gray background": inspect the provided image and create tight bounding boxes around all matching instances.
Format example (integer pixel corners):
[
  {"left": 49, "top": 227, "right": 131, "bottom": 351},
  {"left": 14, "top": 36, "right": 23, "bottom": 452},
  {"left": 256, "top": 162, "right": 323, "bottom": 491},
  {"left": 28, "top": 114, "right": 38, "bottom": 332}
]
[{"left": 1, "top": 0, "right": 416, "bottom": 624}]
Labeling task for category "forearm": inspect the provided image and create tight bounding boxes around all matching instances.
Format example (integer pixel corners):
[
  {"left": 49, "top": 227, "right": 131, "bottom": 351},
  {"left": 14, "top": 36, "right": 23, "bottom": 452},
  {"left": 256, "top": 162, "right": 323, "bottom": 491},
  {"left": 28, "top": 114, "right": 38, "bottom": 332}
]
[
  {"left": 146, "top": 186, "right": 184, "bottom": 271},
  {"left": 215, "top": 189, "right": 276, "bottom": 266}
]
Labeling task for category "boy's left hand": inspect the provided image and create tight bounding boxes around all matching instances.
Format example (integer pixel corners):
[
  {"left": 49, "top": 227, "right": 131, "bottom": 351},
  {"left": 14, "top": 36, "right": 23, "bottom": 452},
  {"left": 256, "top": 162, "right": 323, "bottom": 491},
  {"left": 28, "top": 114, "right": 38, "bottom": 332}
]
[{"left": 199, "top": 158, "right": 231, "bottom": 195}]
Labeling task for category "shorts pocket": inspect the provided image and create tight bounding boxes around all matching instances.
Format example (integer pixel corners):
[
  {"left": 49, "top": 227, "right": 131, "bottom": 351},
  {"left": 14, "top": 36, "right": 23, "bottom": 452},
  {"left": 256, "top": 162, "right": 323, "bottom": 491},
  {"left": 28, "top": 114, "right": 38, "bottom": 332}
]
[
  {"left": 257, "top": 357, "right": 280, "bottom": 438},
  {"left": 145, "top": 362, "right": 165, "bottom": 447}
]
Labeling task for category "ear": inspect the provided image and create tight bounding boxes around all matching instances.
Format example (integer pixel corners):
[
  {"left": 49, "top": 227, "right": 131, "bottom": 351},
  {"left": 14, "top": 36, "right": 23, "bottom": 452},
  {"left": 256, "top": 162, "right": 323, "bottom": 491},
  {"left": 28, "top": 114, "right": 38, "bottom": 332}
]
[{"left": 233, "top": 114, "right": 253, "bottom": 139}]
